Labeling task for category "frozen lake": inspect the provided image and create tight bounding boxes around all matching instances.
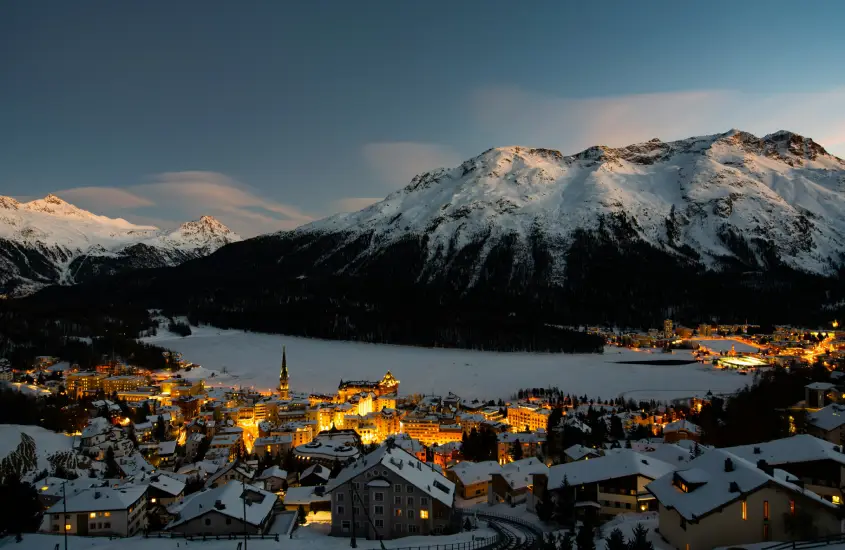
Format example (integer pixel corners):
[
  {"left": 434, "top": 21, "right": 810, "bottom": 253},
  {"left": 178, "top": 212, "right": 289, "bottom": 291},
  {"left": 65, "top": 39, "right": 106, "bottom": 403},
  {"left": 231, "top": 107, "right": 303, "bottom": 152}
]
[{"left": 144, "top": 327, "right": 751, "bottom": 401}]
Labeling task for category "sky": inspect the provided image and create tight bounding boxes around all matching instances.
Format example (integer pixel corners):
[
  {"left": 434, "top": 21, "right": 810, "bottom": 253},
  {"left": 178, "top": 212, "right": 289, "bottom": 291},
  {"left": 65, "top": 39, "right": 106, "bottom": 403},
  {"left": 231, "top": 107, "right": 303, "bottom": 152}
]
[{"left": 2, "top": 1, "right": 845, "bottom": 237}]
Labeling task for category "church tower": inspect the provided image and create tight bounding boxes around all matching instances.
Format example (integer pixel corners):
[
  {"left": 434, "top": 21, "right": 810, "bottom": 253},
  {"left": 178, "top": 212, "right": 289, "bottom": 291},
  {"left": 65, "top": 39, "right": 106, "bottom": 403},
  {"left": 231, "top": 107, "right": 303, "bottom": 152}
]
[{"left": 279, "top": 346, "right": 290, "bottom": 399}]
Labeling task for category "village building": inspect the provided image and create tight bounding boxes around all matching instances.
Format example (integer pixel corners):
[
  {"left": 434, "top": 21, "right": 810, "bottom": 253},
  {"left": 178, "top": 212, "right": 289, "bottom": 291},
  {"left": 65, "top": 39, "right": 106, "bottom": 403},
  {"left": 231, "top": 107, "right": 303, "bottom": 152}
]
[
  {"left": 807, "top": 403, "right": 845, "bottom": 444},
  {"left": 299, "top": 463, "right": 331, "bottom": 486},
  {"left": 663, "top": 419, "right": 702, "bottom": 443},
  {"left": 446, "top": 461, "right": 501, "bottom": 499},
  {"left": 488, "top": 457, "right": 548, "bottom": 507},
  {"left": 165, "top": 483, "right": 278, "bottom": 536},
  {"left": 497, "top": 431, "right": 545, "bottom": 464},
  {"left": 282, "top": 485, "right": 331, "bottom": 513},
  {"left": 337, "top": 371, "right": 399, "bottom": 402},
  {"left": 257, "top": 466, "right": 288, "bottom": 492},
  {"left": 647, "top": 449, "right": 841, "bottom": 550},
  {"left": 506, "top": 403, "right": 551, "bottom": 432},
  {"left": 325, "top": 443, "right": 456, "bottom": 539},
  {"left": 40, "top": 485, "right": 148, "bottom": 538},
  {"left": 294, "top": 430, "right": 361, "bottom": 465},
  {"left": 564, "top": 444, "right": 603, "bottom": 463}
]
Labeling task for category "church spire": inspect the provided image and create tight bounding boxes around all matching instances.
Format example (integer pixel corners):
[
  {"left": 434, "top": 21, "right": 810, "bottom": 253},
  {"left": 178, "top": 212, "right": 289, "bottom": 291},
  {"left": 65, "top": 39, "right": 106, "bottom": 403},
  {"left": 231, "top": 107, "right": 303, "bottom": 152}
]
[{"left": 279, "top": 345, "right": 289, "bottom": 399}]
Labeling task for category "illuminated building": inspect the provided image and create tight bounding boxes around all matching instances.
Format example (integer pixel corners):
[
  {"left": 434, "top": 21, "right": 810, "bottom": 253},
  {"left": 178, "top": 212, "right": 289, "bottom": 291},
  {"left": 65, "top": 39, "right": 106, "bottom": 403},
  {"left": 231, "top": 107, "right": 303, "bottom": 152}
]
[
  {"left": 66, "top": 372, "right": 107, "bottom": 399},
  {"left": 101, "top": 376, "right": 145, "bottom": 395},
  {"left": 278, "top": 346, "right": 289, "bottom": 399},
  {"left": 337, "top": 370, "right": 399, "bottom": 401},
  {"left": 506, "top": 403, "right": 551, "bottom": 432}
]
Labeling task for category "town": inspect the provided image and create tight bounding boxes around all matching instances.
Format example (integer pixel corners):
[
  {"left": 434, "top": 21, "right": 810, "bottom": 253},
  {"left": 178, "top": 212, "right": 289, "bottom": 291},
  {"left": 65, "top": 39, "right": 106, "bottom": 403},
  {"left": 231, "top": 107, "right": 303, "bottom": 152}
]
[{"left": 1, "top": 320, "right": 845, "bottom": 550}]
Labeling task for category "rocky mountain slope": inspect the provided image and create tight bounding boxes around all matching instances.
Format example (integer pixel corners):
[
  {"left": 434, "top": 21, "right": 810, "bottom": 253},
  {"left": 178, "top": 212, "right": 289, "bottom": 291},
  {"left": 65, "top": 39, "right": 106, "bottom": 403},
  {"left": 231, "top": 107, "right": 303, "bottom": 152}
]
[
  {"left": 294, "top": 129, "right": 845, "bottom": 283},
  {"left": 0, "top": 194, "right": 240, "bottom": 295},
  {"left": 19, "top": 130, "right": 845, "bottom": 350}
]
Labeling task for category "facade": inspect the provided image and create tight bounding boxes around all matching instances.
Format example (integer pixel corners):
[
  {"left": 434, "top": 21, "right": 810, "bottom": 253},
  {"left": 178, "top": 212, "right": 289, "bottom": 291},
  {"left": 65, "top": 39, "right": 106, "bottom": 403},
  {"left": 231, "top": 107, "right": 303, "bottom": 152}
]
[
  {"left": 808, "top": 404, "right": 845, "bottom": 444},
  {"left": 101, "top": 376, "right": 146, "bottom": 395},
  {"left": 40, "top": 486, "right": 148, "bottom": 538},
  {"left": 506, "top": 403, "right": 551, "bottom": 432},
  {"left": 294, "top": 430, "right": 361, "bottom": 465},
  {"left": 663, "top": 419, "right": 702, "bottom": 443},
  {"left": 325, "top": 444, "right": 456, "bottom": 539},
  {"left": 488, "top": 457, "right": 548, "bottom": 507},
  {"left": 337, "top": 371, "right": 399, "bottom": 402},
  {"left": 648, "top": 449, "right": 841, "bottom": 550},
  {"left": 497, "top": 432, "right": 545, "bottom": 464},
  {"left": 66, "top": 372, "right": 107, "bottom": 399},
  {"left": 446, "top": 461, "right": 501, "bottom": 499},
  {"left": 258, "top": 466, "right": 288, "bottom": 492}
]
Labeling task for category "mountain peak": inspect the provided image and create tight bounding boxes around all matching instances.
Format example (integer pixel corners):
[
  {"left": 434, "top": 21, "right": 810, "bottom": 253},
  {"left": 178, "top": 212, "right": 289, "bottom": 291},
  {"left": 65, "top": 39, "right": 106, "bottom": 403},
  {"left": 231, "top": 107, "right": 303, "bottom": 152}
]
[
  {"left": 42, "top": 193, "right": 68, "bottom": 205},
  {"left": 179, "top": 215, "right": 232, "bottom": 234},
  {"left": 0, "top": 196, "right": 21, "bottom": 210}
]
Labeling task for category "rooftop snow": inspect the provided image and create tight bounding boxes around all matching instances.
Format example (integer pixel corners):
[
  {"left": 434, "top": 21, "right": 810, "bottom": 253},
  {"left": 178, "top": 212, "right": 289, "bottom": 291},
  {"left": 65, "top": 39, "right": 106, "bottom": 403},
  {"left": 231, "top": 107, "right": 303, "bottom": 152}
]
[
  {"left": 45, "top": 485, "right": 147, "bottom": 514},
  {"left": 547, "top": 450, "right": 678, "bottom": 489},
  {"left": 167, "top": 483, "right": 277, "bottom": 529}
]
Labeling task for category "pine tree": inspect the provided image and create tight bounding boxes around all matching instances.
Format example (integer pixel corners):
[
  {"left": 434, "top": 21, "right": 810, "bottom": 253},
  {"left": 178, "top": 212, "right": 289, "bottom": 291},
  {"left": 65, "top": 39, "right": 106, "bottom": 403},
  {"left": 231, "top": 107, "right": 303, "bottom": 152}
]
[
  {"left": 297, "top": 505, "right": 307, "bottom": 525},
  {"left": 559, "top": 531, "right": 574, "bottom": 550},
  {"left": 103, "top": 447, "right": 120, "bottom": 478},
  {"left": 604, "top": 528, "right": 626, "bottom": 550},
  {"left": 555, "top": 475, "right": 575, "bottom": 527},
  {"left": 576, "top": 518, "right": 596, "bottom": 550},
  {"left": 627, "top": 523, "right": 654, "bottom": 550},
  {"left": 542, "top": 533, "right": 558, "bottom": 550},
  {"left": 535, "top": 496, "right": 552, "bottom": 522}
]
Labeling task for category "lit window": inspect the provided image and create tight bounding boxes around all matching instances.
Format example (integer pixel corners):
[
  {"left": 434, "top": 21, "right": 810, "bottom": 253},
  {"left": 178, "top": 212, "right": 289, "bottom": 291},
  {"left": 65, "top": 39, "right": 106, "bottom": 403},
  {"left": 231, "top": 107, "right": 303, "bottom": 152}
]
[
  {"left": 150, "top": 498, "right": 157, "bottom": 503},
  {"left": 104, "top": 512, "right": 110, "bottom": 517},
  {"left": 741, "top": 500, "right": 747, "bottom": 520},
  {"left": 420, "top": 510, "right": 429, "bottom": 519},
  {"left": 89, "top": 513, "right": 96, "bottom": 519},
  {"left": 763, "top": 500, "right": 769, "bottom": 520},
  {"left": 833, "top": 495, "right": 842, "bottom": 505},
  {"left": 789, "top": 500, "right": 795, "bottom": 515},
  {"left": 65, "top": 524, "right": 72, "bottom": 531}
]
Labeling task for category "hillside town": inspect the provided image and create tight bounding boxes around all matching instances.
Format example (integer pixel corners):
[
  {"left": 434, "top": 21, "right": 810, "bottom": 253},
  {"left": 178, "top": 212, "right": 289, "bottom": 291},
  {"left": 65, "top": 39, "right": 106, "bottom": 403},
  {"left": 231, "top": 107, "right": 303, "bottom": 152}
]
[{"left": 1, "top": 323, "right": 845, "bottom": 550}]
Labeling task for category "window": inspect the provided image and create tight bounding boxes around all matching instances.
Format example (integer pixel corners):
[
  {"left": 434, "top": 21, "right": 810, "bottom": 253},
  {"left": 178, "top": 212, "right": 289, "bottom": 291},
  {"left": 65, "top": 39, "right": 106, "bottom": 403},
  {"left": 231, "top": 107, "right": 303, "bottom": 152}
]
[
  {"left": 789, "top": 500, "right": 795, "bottom": 515},
  {"left": 741, "top": 500, "right": 747, "bottom": 520},
  {"left": 337, "top": 493, "right": 344, "bottom": 502},
  {"left": 104, "top": 512, "right": 110, "bottom": 517},
  {"left": 407, "top": 509, "right": 415, "bottom": 519},
  {"left": 353, "top": 482, "right": 360, "bottom": 490},
  {"left": 374, "top": 492, "right": 384, "bottom": 502},
  {"left": 355, "top": 521, "right": 362, "bottom": 530},
  {"left": 151, "top": 498, "right": 157, "bottom": 503},
  {"left": 395, "top": 509, "right": 403, "bottom": 517},
  {"left": 408, "top": 525, "right": 419, "bottom": 534},
  {"left": 89, "top": 524, "right": 96, "bottom": 530},
  {"left": 834, "top": 495, "right": 842, "bottom": 505},
  {"left": 420, "top": 497, "right": 428, "bottom": 506},
  {"left": 353, "top": 506, "right": 360, "bottom": 516},
  {"left": 407, "top": 497, "right": 414, "bottom": 506},
  {"left": 394, "top": 484, "right": 402, "bottom": 493},
  {"left": 342, "top": 520, "right": 350, "bottom": 532},
  {"left": 763, "top": 500, "right": 769, "bottom": 520},
  {"left": 204, "top": 518, "right": 211, "bottom": 526},
  {"left": 65, "top": 524, "right": 72, "bottom": 531},
  {"left": 394, "top": 496, "right": 402, "bottom": 505},
  {"left": 420, "top": 510, "right": 429, "bottom": 519},
  {"left": 226, "top": 518, "right": 232, "bottom": 525},
  {"left": 395, "top": 523, "right": 403, "bottom": 533},
  {"left": 89, "top": 512, "right": 96, "bottom": 519},
  {"left": 375, "top": 519, "right": 384, "bottom": 528},
  {"left": 406, "top": 485, "right": 414, "bottom": 493},
  {"left": 374, "top": 505, "right": 384, "bottom": 515},
  {"left": 337, "top": 506, "right": 345, "bottom": 515}
]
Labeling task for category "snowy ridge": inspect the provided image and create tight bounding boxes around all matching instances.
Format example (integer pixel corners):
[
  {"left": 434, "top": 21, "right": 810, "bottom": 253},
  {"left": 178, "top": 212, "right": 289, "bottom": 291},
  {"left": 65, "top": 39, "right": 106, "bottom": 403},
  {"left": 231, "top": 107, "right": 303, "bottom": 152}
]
[
  {"left": 0, "top": 194, "right": 241, "bottom": 294},
  {"left": 291, "top": 130, "right": 845, "bottom": 281}
]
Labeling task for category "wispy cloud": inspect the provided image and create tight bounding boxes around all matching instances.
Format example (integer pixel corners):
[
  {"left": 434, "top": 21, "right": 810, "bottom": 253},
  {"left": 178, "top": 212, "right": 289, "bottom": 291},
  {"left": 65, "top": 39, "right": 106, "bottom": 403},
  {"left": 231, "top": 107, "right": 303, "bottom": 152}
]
[
  {"left": 471, "top": 86, "right": 845, "bottom": 157},
  {"left": 54, "top": 186, "right": 154, "bottom": 209},
  {"left": 330, "top": 197, "right": 382, "bottom": 213},
  {"left": 362, "top": 142, "right": 463, "bottom": 187},
  {"left": 129, "top": 171, "right": 314, "bottom": 236}
]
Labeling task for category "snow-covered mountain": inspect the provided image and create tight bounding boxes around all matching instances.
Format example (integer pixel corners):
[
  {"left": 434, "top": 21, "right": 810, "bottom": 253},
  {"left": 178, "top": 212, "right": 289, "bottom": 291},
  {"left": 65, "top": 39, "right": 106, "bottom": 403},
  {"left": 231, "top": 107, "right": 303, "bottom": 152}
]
[
  {"left": 0, "top": 194, "right": 240, "bottom": 294},
  {"left": 294, "top": 129, "right": 845, "bottom": 282}
]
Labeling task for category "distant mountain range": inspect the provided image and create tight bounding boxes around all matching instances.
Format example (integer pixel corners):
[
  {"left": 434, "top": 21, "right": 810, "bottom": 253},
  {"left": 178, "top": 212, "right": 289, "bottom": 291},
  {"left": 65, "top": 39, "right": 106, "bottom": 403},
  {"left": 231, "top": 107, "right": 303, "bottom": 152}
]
[
  {"left": 15, "top": 130, "right": 845, "bottom": 350},
  {"left": 0, "top": 194, "right": 239, "bottom": 295}
]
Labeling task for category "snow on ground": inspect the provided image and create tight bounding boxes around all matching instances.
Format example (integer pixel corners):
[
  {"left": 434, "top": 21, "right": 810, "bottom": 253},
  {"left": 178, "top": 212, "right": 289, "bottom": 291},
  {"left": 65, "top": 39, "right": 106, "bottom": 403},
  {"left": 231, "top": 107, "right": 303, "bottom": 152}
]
[
  {"left": 0, "top": 424, "right": 78, "bottom": 479},
  {"left": 147, "top": 327, "right": 751, "bottom": 401},
  {"left": 9, "top": 524, "right": 497, "bottom": 550}
]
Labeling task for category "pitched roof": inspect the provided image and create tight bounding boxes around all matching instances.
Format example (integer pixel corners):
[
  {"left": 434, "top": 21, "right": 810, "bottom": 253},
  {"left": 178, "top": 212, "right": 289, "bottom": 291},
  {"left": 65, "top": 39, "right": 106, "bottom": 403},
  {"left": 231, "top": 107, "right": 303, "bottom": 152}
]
[
  {"left": 326, "top": 444, "right": 455, "bottom": 507},
  {"left": 564, "top": 444, "right": 601, "bottom": 461},
  {"left": 447, "top": 461, "right": 501, "bottom": 486},
  {"left": 45, "top": 485, "right": 147, "bottom": 514},
  {"left": 496, "top": 458, "right": 548, "bottom": 491},
  {"left": 725, "top": 434, "right": 845, "bottom": 467},
  {"left": 258, "top": 466, "right": 288, "bottom": 481},
  {"left": 148, "top": 473, "right": 186, "bottom": 497},
  {"left": 301, "top": 463, "right": 330, "bottom": 481},
  {"left": 283, "top": 486, "right": 330, "bottom": 505},
  {"left": 646, "top": 449, "right": 837, "bottom": 521},
  {"left": 808, "top": 404, "right": 845, "bottom": 432},
  {"left": 547, "top": 450, "right": 678, "bottom": 489},
  {"left": 167, "top": 483, "right": 277, "bottom": 530},
  {"left": 663, "top": 419, "right": 701, "bottom": 434}
]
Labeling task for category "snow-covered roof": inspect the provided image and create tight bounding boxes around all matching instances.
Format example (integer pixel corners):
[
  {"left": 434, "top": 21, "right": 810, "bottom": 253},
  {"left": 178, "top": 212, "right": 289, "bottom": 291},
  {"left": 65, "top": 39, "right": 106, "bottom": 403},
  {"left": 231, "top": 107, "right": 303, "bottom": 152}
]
[
  {"left": 806, "top": 382, "right": 837, "bottom": 390},
  {"left": 45, "top": 484, "right": 147, "bottom": 514},
  {"left": 283, "top": 486, "right": 330, "bottom": 505},
  {"left": 148, "top": 473, "right": 186, "bottom": 497},
  {"left": 36, "top": 477, "right": 123, "bottom": 499},
  {"left": 118, "top": 451, "right": 156, "bottom": 477},
  {"left": 167, "top": 483, "right": 277, "bottom": 529},
  {"left": 81, "top": 417, "right": 112, "bottom": 439},
  {"left": 394, "top": 437, "right": 425, "bottom": 454},
  {"left": 498, "top": 432, "right": 545, "bottom": 444},
  {"left": 808, "top": 404, "right": 845, "bottom": 432},
  {"left": 547, "top": 450, "right": 678, "bottom": 489},
  {"left": 301, "top": 463, "right": 330, "bottom": 481},
  {"left": 725, "top": 434, "right": 845, "bottom": 467},
  {"left": 646, "top": 449, "right": 838, "bottom": 521},
  {"left": 258, "top": 466, "right": 288, "bottom": 481},
  {"left": 663, "top": 419, "right": 701, "bottom": 434},
  {"left": 158, "top": 440, "right": 177, "bottom": 456},
  {"left": 564, "top": 444, "right": 602, "bottom": 461},
  {"left": 609, "top": 442, "right": 697, "bottom": 465},
  {"left": 496, "top": 458, "right": 548, "bottom": 490},
  {"left": 448, "top": 461, "right": 501, "bottom": 486},
  {"left": 326, "top": 444, "right": 455, "bottom": 507}
]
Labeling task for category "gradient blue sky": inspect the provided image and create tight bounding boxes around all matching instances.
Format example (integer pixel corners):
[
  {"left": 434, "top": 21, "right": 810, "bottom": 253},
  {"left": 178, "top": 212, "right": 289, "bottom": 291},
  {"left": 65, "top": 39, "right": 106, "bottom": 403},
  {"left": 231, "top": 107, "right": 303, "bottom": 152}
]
[{"left": 3, "top": 1, "right": 845, "bottom": 236}]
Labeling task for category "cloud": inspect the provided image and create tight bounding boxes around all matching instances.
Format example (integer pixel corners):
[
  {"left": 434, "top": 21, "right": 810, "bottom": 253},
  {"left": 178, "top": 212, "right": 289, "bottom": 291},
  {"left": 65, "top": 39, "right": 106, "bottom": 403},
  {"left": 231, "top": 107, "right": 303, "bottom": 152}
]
[
  {"left": 330, "top": 197, "right": 382, "bottom": 213},
  {"left": 362, "top": 142, "right": 463, "bottom": 187},
  {"left": 129, "top": 171, "right": 315, "bottom": 236},
  {"left": 54, "top": 186, "right": 154, "bottom": 209},
  {"left": 471, "top": 86, "right": 845, "bottom": 157}
]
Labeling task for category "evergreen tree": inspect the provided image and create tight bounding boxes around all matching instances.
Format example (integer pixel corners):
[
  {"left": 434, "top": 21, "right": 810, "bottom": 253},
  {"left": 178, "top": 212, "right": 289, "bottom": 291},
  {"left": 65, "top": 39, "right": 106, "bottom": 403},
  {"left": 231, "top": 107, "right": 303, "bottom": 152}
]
[
  {"left": 154, "top": 415, "right": 167, "bottom": 441},
  {"left": 604, "top": 528, "right": 626, "bottom": 550},
  {"left": 297, "top": 505, "right": 307, "bottom": 525},
  {"left": 609, "top": 416, "right": 625, "bottom": 440},
  {"left": 576, "top": 517, "right": 596, "bottom": 550},
  {"left": 510, "top": 440, "right": 524, "bottom": 461},
  {"left": 627, "top": 523, "right": 654, "bottom": 550},
  {"left": 559, "top": 531, "right": 573, "bottom": 550},
  {"left": 103, "top": 447, "right": 120, "bottom": 478},
  {"left": 542, "top": 533, "right": 558, "bottom": 550},
  {"left": 535, "top": 495, "right": 552, "bottom": 522},
  {"left": 0, "top": 474, "right": 41, "bottom": 538},
  {"left": 554, "top": 475, "right": 575, "bottom": 527}
]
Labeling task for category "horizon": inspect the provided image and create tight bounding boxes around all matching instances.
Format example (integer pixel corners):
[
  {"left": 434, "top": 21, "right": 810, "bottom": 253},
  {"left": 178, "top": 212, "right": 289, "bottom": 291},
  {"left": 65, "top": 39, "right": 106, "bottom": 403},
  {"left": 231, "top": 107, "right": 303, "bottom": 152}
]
[{"left": 4, "top": 1, "right": 845, "bottom": 237}]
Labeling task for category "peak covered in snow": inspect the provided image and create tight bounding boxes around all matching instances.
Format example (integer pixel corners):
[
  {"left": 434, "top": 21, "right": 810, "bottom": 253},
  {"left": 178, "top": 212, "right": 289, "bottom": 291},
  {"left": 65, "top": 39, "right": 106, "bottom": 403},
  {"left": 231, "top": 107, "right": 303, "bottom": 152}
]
[
  {"left": 296, "top": 129, "right": 845, "bottom": 279},
  {"left": 0, "top": 195, "right": 241, "bottom": 294}
]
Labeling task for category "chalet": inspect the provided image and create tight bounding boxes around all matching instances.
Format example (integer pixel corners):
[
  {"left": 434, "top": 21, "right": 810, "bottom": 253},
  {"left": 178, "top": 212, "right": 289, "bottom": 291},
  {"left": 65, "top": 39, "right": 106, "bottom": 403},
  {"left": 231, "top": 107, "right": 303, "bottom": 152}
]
[
  {"left": 446, "top": 461, "right": 501, "bottom": 499},
  {"left": 488, "top": 457, "right": 548, "bottom": 508},
  {"left": 663, "top": 419, "right": 702, "bottom": 443},
  {"left": 282, "top": 485, "right": 331, "bottom": 513},
  {"left": 564, "top": 444, "right": 602, "bottom": 463},
  {"left": 300, "top": 463, "right": 331, "bottom": 486},
  {"left": 808, "top": 404, "right": 845, "bottom": 444},
  {"left": 647, "top": 449, "right": 840, "bottom": 549},
  {"left": 257, "top": 466, "right": 288, "bottom": 492},
  {"left": 165, "top": 483, "right": 277, "bottom": 536},
  {"left": 40, "top": 485, "right": 148, "bottom": 538},
  {"left": 534, "top": 450, "right": 678, "bottom": 519}
]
